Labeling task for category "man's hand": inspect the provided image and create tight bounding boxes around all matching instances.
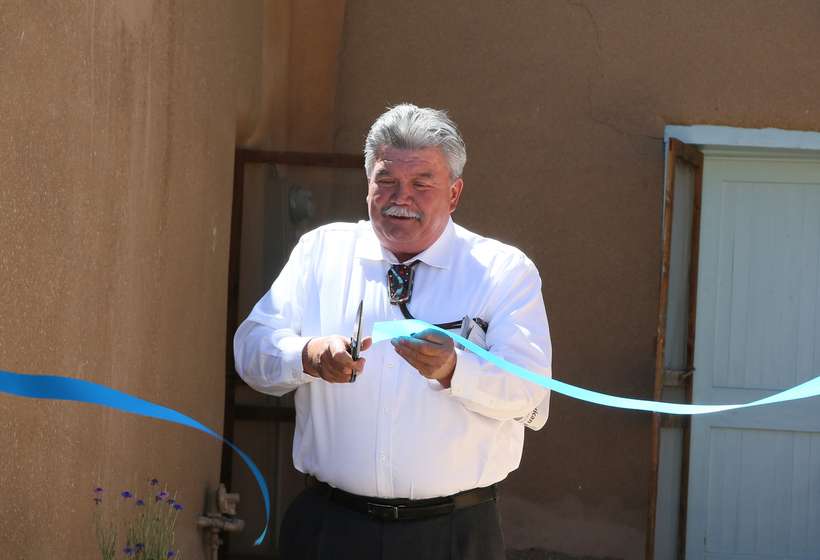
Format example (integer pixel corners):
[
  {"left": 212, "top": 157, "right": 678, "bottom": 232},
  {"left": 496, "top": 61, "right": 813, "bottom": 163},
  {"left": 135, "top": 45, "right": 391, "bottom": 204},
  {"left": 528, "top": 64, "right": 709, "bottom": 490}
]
[
  {"left": 302, "top": 336, "right": 373, "bottom": 383},
  {"left": 390, "top": 329, "right": 457, "bottom": 388}
]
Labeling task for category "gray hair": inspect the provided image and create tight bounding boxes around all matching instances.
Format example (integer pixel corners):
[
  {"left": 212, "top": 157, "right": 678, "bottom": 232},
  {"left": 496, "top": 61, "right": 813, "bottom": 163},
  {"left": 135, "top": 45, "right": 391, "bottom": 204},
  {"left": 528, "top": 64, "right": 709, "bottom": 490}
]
[{"left": 364, "top": 103, "right": 467, "bottom": 179}]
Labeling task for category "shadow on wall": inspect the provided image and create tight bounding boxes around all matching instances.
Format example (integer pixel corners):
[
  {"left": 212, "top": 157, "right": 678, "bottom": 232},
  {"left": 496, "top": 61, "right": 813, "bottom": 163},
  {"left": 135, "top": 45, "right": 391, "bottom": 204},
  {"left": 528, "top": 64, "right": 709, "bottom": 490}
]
[{"left": 508, "top": 549, "right": 622, "bottom": 560}]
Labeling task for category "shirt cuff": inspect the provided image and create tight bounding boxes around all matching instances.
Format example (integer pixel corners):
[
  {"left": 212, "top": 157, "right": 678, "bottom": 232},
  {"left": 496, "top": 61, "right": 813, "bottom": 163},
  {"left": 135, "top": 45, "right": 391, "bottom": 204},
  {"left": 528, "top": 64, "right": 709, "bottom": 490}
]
[
  {"left": 279, "top": 335, "right": 319, "bottom": 386},
  {"left": 448, "top": 347, "right": 484, "bottom": 400}
]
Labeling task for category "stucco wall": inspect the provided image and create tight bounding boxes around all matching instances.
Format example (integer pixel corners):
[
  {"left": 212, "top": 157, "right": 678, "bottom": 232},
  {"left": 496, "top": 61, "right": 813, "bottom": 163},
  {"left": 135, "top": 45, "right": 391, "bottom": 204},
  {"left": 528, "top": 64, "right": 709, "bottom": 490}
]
[
  {"left": 7, "top": 1, "right": 818, "bottom": 558},
  {"left": 0, "top": 1, "right": 264, "bottom": 557},
  {"left": 330, "top": 1, "right": 820, "bottom": 558}
]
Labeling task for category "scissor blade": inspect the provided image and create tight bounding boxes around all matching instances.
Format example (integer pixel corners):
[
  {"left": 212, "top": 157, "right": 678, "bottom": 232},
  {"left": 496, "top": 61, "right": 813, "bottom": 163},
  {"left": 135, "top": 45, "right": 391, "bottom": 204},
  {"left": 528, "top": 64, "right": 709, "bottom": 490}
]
[{"left": 351, "top": 300, "right": 364, "bottom": 360}]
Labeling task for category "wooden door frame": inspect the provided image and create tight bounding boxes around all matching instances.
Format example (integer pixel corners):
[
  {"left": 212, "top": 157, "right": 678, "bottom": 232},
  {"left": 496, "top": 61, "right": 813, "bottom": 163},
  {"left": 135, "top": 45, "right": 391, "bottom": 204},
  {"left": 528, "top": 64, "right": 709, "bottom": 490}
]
[{"left": 646, "top": 138, "right": 703, "bottom": 560}]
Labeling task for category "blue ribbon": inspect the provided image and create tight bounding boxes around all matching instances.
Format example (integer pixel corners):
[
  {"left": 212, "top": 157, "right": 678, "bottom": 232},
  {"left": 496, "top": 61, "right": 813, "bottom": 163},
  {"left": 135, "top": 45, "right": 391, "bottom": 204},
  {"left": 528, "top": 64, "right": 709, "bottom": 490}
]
[
  {"left": 0, "top": 369, "right": 270, "bottom": 545},
  {"left": 5, "top": 318, "right": 819, "bottom": 545},
  {"left": 373, "top": 320, "right": 820, "bottom": 415}
]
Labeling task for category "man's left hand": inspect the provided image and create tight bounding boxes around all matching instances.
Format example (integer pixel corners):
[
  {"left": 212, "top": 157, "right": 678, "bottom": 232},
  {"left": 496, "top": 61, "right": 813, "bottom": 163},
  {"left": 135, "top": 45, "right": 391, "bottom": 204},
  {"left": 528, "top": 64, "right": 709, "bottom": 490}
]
[{"left": 390, "top": 329, "right": 456, "bottom": 388}]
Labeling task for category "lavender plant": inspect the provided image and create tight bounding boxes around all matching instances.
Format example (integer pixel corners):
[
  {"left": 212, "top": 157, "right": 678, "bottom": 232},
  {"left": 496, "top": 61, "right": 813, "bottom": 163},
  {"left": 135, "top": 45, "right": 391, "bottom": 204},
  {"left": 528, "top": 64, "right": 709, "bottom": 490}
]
[
  {"left": 93, "top": 487, "right": 117, "bottom": 560},
  {"left": 92, "top": 478, "right": 183, "bottom": 559}
]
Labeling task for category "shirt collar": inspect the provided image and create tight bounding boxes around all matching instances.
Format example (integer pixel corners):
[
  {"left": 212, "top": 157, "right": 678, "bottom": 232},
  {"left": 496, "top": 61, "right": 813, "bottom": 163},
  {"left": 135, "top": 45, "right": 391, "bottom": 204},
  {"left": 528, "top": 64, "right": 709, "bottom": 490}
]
[{"left": 355, "top": 218, "right": 455, "bottom": 270}]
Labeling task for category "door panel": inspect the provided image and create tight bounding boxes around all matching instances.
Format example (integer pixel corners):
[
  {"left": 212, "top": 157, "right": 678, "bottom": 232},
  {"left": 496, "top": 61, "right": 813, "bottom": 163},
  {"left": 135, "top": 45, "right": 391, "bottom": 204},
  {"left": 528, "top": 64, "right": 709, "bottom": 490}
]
[
  {"left": 687, "top": 155, "right": 820, "bottom": 560},
  {"left": 704, "top": 428, "right": 820, "bottom": 558}
]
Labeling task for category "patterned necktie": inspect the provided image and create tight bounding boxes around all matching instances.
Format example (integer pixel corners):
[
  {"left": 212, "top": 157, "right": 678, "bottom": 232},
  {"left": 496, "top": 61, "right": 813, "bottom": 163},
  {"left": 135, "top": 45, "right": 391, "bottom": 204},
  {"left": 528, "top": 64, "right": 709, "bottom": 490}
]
[{"left": 387, "top": 261, "right": 419, "bottom": 305}]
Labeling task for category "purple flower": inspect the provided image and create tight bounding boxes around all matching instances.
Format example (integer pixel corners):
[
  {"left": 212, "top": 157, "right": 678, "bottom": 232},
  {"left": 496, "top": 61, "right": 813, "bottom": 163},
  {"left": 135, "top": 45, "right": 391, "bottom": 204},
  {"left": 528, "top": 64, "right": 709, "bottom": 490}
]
[
  {"left": 136, "top": 499, "right": 145, "bottom": 507},
  {"left": 94, "top": 487, "right": 104, "bottom": 494},
  {"left": 149, "top": 478, "right": 159, "bottom": 486},
  {"left": 123, "top": 545, "right": 134, "bottom": 556},
  {"left": 121, "top": 491, "right": 133, "bottom": 499},
  {"left": 167, "top": 551, "right": 176, "bottom": 558},
  {"left": 172, "top": 503, "right": 183, "bottom": 511}
]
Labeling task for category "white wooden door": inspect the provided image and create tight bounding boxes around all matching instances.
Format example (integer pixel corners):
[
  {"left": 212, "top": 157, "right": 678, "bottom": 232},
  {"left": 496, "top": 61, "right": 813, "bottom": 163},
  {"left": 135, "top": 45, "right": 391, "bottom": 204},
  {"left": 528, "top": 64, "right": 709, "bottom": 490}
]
[{"left": 686, "top": 152, "right": 820, "bottom": 560}]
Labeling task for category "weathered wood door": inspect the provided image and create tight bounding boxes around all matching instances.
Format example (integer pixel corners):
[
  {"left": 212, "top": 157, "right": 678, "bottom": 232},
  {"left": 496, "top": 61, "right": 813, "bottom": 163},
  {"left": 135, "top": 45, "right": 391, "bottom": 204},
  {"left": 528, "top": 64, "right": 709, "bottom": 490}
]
[{"left": 686, "top": 152, "right": 820, "bottom": 559}]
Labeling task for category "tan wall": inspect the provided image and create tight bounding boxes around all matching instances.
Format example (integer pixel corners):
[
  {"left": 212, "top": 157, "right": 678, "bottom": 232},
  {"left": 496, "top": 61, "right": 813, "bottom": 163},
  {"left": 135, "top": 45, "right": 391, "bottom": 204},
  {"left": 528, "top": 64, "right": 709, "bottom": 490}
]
[
  {"left": 331, "top": 1, "right": 820, "bottom": 558},
  {"left": 0, "top": 1, "right": 265, "bottom": 558}
]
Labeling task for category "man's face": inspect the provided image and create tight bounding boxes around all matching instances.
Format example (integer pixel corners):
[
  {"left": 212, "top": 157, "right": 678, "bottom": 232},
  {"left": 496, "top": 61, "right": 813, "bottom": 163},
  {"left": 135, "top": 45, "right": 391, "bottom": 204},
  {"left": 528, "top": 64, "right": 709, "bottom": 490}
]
[{"left": 367, "top": 146, "right": 463, "bottom": 262}]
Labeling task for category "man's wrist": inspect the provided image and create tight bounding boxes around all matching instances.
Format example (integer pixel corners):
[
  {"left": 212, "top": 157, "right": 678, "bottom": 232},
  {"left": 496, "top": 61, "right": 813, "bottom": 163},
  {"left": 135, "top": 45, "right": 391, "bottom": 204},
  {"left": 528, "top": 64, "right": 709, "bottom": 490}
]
[
  {"left": 436, "top": 354, "right": 457, "bottom": 389},
  {"left": 302, "top": 338, "right": 319, "bottom": 377}
]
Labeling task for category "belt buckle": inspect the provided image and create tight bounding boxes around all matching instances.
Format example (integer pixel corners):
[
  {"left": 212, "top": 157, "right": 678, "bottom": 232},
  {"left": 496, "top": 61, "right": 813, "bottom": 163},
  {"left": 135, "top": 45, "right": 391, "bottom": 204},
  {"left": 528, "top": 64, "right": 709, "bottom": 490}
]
[{"left": 366, "top": 502, "right": 400, "bottom": 520}]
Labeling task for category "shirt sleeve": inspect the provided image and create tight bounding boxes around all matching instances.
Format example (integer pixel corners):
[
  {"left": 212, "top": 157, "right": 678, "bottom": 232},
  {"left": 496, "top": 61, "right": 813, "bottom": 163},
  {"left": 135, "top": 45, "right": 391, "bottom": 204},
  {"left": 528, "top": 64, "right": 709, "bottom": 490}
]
[
  {"left": 233, "top": 234, "right": 319, "bottom": 397},
  {"left": 447, "top": 257, "right": 552, "bottom": 422}
]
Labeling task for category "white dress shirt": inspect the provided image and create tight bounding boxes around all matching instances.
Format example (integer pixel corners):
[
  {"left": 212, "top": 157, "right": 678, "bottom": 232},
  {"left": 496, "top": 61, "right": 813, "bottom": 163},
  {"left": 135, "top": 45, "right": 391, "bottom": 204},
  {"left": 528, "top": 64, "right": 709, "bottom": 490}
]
[{"left": 233, "top": 219, "right": 551, "bottom": 499}]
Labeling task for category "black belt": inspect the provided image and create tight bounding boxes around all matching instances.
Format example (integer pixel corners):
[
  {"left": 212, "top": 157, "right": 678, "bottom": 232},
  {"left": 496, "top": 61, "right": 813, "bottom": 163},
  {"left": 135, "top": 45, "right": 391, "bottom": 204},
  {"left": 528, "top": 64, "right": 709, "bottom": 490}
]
[{"left": 308, "top": 477, "right": 496, "bottom": 521}]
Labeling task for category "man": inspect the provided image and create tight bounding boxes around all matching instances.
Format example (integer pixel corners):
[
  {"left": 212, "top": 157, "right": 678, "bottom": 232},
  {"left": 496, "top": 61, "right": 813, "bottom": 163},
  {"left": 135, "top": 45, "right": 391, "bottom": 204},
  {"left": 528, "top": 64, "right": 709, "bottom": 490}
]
[{"left": 234, "top": 104, "right": 552, "bottom": 560}]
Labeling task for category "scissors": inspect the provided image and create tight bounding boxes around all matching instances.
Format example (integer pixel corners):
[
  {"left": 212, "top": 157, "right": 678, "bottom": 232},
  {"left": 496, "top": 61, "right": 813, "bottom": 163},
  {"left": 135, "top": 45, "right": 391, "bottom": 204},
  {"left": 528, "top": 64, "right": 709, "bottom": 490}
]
[{"left": 349, "top": 300, "right": 364, "bottom": 383}]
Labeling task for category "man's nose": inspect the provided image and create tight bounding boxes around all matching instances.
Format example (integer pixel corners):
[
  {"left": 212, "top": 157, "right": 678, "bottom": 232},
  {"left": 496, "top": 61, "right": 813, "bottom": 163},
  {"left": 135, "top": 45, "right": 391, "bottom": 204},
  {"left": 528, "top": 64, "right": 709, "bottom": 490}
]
[{"left": 389, "top": 181, "right": 413, "bottom": 203}]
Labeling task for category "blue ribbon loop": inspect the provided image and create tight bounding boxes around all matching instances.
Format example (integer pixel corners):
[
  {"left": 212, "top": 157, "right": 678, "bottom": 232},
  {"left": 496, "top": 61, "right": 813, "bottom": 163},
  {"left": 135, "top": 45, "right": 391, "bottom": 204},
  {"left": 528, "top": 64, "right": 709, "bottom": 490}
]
[
  {"left": 373, "top": 319, "right": 820, "bottom": 415},
  {"left": 0, "top": 369, "right": 270, "bottom": 545}
]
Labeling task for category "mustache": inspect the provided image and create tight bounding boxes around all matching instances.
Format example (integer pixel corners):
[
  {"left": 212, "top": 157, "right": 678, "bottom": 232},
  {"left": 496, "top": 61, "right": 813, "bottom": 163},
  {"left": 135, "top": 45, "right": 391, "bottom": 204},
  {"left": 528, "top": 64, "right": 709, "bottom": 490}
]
[{"left": 382, "top": 205, "right": 422, "bottom": 220}]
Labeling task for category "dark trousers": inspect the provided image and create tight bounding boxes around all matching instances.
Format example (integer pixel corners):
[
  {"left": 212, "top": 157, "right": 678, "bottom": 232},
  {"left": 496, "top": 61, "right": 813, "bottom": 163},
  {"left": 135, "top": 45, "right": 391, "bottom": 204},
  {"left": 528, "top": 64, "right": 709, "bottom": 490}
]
[{"left": 279, "top": 485, "right": 506, "bottom": 560}]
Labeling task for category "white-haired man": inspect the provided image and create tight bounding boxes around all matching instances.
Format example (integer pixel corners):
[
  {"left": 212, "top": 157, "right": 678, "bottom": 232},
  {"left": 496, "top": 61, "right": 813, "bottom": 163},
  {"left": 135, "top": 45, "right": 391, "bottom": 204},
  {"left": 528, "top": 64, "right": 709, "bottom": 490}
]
[{"left": 234, "top": 104, "right": 552, "bottom": 560}]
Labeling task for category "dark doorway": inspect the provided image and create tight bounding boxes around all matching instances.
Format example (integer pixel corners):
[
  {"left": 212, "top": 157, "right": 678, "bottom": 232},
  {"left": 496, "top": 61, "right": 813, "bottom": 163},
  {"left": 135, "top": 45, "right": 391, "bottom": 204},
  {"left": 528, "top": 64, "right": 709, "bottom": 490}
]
[{"left": 221, "top": 149, "right": 366, "bottom": 559}]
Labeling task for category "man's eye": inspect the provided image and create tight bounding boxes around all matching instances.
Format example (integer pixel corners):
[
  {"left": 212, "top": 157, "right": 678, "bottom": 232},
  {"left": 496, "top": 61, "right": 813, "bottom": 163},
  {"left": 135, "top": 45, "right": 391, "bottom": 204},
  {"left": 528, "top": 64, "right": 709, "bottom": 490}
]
[{"left": 377, "top": 180, "right": 397, "bottom": 187}]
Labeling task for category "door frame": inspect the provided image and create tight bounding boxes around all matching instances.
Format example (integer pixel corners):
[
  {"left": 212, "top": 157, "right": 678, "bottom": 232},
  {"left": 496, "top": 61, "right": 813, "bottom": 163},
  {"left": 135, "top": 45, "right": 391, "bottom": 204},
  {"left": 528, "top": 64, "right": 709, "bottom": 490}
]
[{"left": 649, "top": 125, "right": 820, "bottom": 560}]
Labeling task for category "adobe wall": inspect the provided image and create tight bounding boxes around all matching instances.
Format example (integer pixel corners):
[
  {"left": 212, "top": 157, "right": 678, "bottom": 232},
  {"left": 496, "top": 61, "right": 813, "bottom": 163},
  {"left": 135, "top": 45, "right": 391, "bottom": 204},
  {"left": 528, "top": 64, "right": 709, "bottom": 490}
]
[{"left": 0, "top": 1, "right": 265, "bottom": 557}]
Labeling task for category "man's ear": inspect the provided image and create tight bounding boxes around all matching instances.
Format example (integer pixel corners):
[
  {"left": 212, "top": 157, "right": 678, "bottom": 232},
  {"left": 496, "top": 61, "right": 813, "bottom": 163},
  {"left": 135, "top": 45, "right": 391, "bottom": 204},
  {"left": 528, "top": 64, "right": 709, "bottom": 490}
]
[{"left": 448, "top": 178, "right": 464, "bottom": 213}]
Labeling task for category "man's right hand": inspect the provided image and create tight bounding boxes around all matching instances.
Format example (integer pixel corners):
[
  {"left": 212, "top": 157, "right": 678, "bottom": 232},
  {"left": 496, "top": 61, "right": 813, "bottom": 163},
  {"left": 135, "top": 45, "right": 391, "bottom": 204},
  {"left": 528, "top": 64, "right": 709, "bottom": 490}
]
[{"left": 302, "top": 336, "right": 372, "bottom": 383}]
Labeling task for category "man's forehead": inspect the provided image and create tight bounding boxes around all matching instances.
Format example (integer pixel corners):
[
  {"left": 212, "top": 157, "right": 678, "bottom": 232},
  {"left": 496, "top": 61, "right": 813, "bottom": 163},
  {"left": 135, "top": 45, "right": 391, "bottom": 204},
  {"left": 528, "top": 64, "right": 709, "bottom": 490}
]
[{"left": 374, "top": 146, "right": 445, "bottom": 172}]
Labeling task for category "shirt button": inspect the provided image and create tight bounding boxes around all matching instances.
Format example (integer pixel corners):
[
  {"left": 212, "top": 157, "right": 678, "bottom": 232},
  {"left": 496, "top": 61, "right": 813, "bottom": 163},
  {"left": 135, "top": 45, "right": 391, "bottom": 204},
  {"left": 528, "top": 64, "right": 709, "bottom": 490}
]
[
  {"left": 380, "top": 454, "right": 387, "bottom": 463},
  {"left": 386, "top": 362, "right": 394, "bottom": 369}
]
